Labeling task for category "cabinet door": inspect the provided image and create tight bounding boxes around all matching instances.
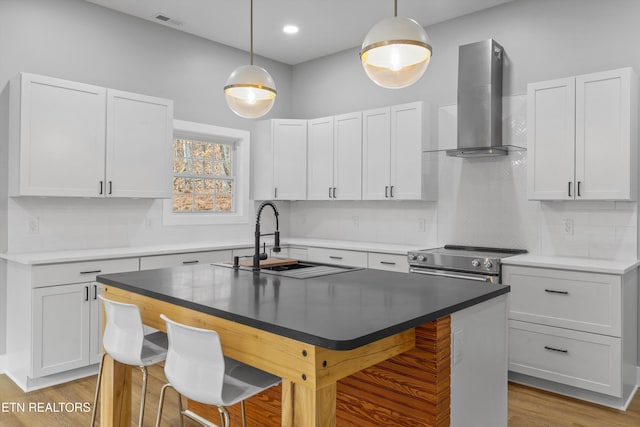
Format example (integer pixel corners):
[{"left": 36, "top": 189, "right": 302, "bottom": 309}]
[
  {"left": 273, "top": 120, "right": 307, "bottom": 200},
  {"left": 251, "top": 120, "right": 275, "bottom": 200},
  {"left": 89, "top": 283, "right": 103, "bottom": 365},
  {"left": 362, "top": 108, "right": 391, "bottom": 200},
  {"left": 15, "top": 73, "right": 106, "bottom": 197},
  {"left": 106, "top": 89, "right": 173, "bottom": 198},
  {"left": 333, "top": 112, "right": 362, "bottom": 200},
  {"left": 527, "top": 78, "right": 576, "bottom": 200},
  {"left": 307, "top": 117, "right": 334, "bottom": 200},
  {"left": 575, "top": 68, "right": 635, "bottom": 200},
  {"left": 390, "top": 102, "right": 423, "bottom": 200},
  {"left": 32, "top": 283, "right": 90, "bottom": 377}
]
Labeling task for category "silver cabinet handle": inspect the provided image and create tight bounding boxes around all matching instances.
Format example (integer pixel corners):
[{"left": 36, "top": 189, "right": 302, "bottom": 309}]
[
  {"left": 329, "top": 187, "right": 332, "bottom": 198},
  {"left": 390, "top": 186, "right": 394, "bottom": 198},
  {"left": 544, "top": 346, "right": 568, "bottom": 354},
  {"left": 380, "top": 261, "right": 397, "bottom": 265},
  {"left": 182, "top": 260, "right": 199, "bottom": 265},
  {"left": 568, "top": 181, "right": 572, "bottom": 197},
  {"left": 545, "top": 289, "right": 569, "bottom": 295},
  {"left": 329, "top": 256, "right": 343, "bottom": 260},
  {"left": 332, "top": 187, "right": 336, "bottom": 198},
  {"left": 84, "top": 286, "right": 89, "bottom": 302},
  {"left": 99, "top": 181, "right": 103, "bottom": 195},
  {"left": 108, "top": 181, "right": 113, "bottom": 195},
  {"left": 385, "top": 186, "right": 389, "bottom": 198},
  {"left": 577, "top": 181, "right": 582, "bottom": 197},
  {"left": 93, "top": 284, "right": 98, "bottom": 300},
  {"left": 80, "top": 270, "right": 102, "bottom": 275},
  {"left": 274, "top": 187, "right": 278, "bottom": 199}
]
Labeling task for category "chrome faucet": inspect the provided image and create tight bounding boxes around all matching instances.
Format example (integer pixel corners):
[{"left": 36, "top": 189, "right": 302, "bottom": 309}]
[{"left": 254, "top": 201, "right": 281, "bottom": 271}]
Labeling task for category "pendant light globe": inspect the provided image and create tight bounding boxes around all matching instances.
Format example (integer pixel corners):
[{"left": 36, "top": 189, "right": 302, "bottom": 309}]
[
  {"left": 224, "top": 64, "right": 277, "bottom": 118},
  {"left": 360, "top": 16, "right": 432, "bottom": 89}
]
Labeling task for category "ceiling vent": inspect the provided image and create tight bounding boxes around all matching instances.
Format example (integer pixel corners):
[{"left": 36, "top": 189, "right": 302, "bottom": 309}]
[{"left": 153, "top": 13, "right": 182, "bottom": 27}]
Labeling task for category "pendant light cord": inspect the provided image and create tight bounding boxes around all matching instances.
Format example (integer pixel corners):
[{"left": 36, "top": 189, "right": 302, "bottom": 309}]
[
  {"left": 250, "top": 0, "right": 254, "bottom": 65},
  {"left": 394, "top": 0, "right": 398, "bottom": 17}
]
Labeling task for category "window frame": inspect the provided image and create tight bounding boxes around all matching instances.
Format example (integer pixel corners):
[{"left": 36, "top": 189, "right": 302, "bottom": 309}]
[{"left": 162, "top": 120, "right": 251, "bottom": 226}]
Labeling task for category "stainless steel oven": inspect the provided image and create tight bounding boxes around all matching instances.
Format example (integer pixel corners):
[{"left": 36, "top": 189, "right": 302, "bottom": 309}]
[{"left": 407, "top": 245, "right": 527, "bottom": 284}]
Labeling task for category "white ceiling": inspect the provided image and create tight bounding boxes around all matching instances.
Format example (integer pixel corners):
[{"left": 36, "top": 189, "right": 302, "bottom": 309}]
[{"left": 85, "top": 0, "right": 513, "bottom": 65}]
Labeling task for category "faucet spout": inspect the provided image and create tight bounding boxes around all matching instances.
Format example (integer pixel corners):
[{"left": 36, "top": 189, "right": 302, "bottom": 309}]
[{"left": 254, "top": 201, "right": 281, "bottom": 271}]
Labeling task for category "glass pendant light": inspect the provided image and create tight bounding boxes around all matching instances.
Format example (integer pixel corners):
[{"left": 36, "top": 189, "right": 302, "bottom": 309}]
[
  {"left": 360, "top": 0, "right": 432, "bottom": 89},
  {"left": 224, "top": 0, "right": 277, "bottom": 118}
]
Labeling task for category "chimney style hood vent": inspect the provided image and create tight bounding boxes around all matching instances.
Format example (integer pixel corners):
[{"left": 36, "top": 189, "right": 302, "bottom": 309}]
[{"left": 446, "top": 39, "right": 506, "bottom": 158}]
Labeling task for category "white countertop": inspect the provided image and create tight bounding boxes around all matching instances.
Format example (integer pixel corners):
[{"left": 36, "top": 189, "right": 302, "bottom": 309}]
[
  {"left": 502, "top": 254, "right": 640, "bottom": 275},
  {"left": 0, "top": 238, "right": 427, "bottom": 265}
]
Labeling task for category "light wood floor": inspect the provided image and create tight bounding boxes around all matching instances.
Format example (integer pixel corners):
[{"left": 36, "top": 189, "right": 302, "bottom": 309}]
[{"left": 0, "top": 367, "right": 638, "bottom": 426}]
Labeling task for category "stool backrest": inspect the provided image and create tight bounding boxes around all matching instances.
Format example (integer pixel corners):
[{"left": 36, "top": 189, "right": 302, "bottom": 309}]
[
  {"left": 99, "top": 295, "right": 145, "bottom": 366},
  {"left": 160, "top": 314, "right": 225, "bottom": 405}
]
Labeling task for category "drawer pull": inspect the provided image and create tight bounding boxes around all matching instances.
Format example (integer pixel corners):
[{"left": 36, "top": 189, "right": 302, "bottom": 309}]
[
  {"left": 93, "top": 285, "right": 98, "bottom": 300},
  {"left": 85, "top": 286, "right": 89, "bottom": 302},
  {"left": 80, "top": 270, "right": 102, "bottom": 275},
  {"left": 545, "top": 289, "right": 569, "bottom": 295},
  {"left": 182, "top": 260, "right": 199, "bottom": 265},
  {"left": 380, "top": 261, "right": 397, "bottom": 265},
  {"left": 544, "top": 345, "right": 568, "bottom": 354},
  {"left": 329, "top": 256, "right": 343, "bottom": 260}
]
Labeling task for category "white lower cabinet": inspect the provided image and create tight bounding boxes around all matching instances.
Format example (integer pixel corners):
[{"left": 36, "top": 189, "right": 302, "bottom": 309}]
[
  {"left": 139, "top": 250, "right": 232, "bottom": 270},
  {"left": 504, "top": 265, "right": 637, "bottom": 408},
  {"left": 32, "top": 282, "right": 102, "bottom": 377},
  {"left": 367, "top": 252, "right": 409, "bottom": 273},
  {"left": 305, "top": 247, "right": 368, "bottom": 268},
  {"left": 6, "top": 257, "right": 138, "bottom": 391}
]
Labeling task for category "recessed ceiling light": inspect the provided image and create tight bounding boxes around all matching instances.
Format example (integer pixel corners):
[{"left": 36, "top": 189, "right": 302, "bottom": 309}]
[{"left": 283, "top": 25, "right": 299, "bottom": 35}]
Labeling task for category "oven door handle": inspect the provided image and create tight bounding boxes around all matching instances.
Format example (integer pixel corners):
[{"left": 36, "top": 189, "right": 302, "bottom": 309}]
[{"left": 409, "top": 268, "right": 493, "bottom": 282}]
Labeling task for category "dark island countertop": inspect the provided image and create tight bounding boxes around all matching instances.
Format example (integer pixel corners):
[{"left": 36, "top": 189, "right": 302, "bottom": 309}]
[{"left": 97, "top": 264, "right": 509, "bottom": 350}]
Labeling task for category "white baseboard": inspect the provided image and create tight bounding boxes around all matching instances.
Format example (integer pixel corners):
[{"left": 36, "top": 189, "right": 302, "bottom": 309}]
[{"left": 637, "top": 366, "right": 640, "bottom": 387}]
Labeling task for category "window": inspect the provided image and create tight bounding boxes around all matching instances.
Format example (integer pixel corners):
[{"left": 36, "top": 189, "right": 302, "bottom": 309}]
[
  {"left": 172, "top": 139, "right": 235, "bottom": 213},
  {"left": 163, "top": 120, "right": 250, "bottom": 226}
]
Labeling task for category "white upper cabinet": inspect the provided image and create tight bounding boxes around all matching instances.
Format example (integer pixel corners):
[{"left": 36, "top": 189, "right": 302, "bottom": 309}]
[
  {"left": 307, "top": 113, "right": 362, "bottom": 200},
  {"left": 252, "top": 119, "right": 307, "bottom": 200},
  {"left": 363, "top": 101, "right": 429, "bottom": 200},
  {"left": 307, "top": 116, "right": 335, "bottom": 200},
  {"left": 9, "top": 73, "right": 173, "bottom": 198},
  {"left": 105, "top": 89, "right": 173, "bottom": 198},
  {"left": 527, "top": 68, "right": 637, "bottom": 201}
]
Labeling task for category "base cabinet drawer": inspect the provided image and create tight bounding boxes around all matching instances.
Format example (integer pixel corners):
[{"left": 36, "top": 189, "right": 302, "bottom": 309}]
[
  {"left": 305, "top": 247, "right": 367, "bottom": 268},
  {"left": 505, "top": 266, "right": 621, "bottom": 336},
  {"left": 509, "top": 320, "right": 622, "bottom": 397},
  {"left": 31, "top": 258, "right": 139, "bottom": 288},
  {"left": 140, "top": 250, "right": 232, "bottom": 270},
  {"left": 367, "top": 252, "right": 409, "bottom": 272}
]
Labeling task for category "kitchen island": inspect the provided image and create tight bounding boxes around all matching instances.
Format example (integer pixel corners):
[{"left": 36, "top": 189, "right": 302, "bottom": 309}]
[{"left": 97, "top": 263, "right": 509, "bottom": 426}]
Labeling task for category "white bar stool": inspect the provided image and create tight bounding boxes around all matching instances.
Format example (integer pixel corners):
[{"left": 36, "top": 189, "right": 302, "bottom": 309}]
[
  {"left": 91, "top": 295, "right": 168, "bottom": 427},
  {"left": 155, "top": 314, "right": 281, "bottom": 427}
]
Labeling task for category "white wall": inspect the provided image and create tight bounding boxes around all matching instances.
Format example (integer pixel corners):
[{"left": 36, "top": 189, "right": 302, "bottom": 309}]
[
  {"left": 288, "top": 0, "right": 640, "bottom": 260},
  {"left": 0, "top": 0, "right": 293, "bottom": 253}
]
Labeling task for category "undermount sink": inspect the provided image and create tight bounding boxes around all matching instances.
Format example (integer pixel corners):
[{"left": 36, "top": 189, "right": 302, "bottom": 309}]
[{"left": 260, "top": 261, "right": 360, "bottom": 279}]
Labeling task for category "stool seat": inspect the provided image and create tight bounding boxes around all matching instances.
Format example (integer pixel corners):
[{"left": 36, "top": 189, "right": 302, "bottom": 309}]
[{"left": 155, "top": 314, "right": 280, "bottom": 427}]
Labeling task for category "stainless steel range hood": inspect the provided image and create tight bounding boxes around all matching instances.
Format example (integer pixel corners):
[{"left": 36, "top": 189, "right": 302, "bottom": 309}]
[{"left": 446, "top": 39, "right": 505, "bottom": 157}]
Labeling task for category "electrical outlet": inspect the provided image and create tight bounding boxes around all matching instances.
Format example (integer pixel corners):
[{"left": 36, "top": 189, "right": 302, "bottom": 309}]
[
  {"left": 353, "top": 216, "right": 359, "bottom": 228},
  {"left": 562, "top": 218, "right": 574, "bottom": 235},
  {"left": 27, "top": 218, "right": 39, "bottom": 234},
  {"left": 418, "top": 218, "right": 426, "bottom": 232}
]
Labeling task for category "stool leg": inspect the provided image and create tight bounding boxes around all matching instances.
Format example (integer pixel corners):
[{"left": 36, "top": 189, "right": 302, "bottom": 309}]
[
  {"left": 90, "top": 353, "right": 106, "bottom": 427},
  {"left": 241, "top": 400, "right": 246, "bottom": 427},
  {"left": 176, "top": 391, "right": 184, "bottom": 427},
  {"left": 218, "top": 406, "right": 230, "bottom": 427},
  {"left": 155, "top": 383, "right": 172, "bottom": 427},
  {"left": 138, "top": 366, "right": 148, "bottom": 427}
]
